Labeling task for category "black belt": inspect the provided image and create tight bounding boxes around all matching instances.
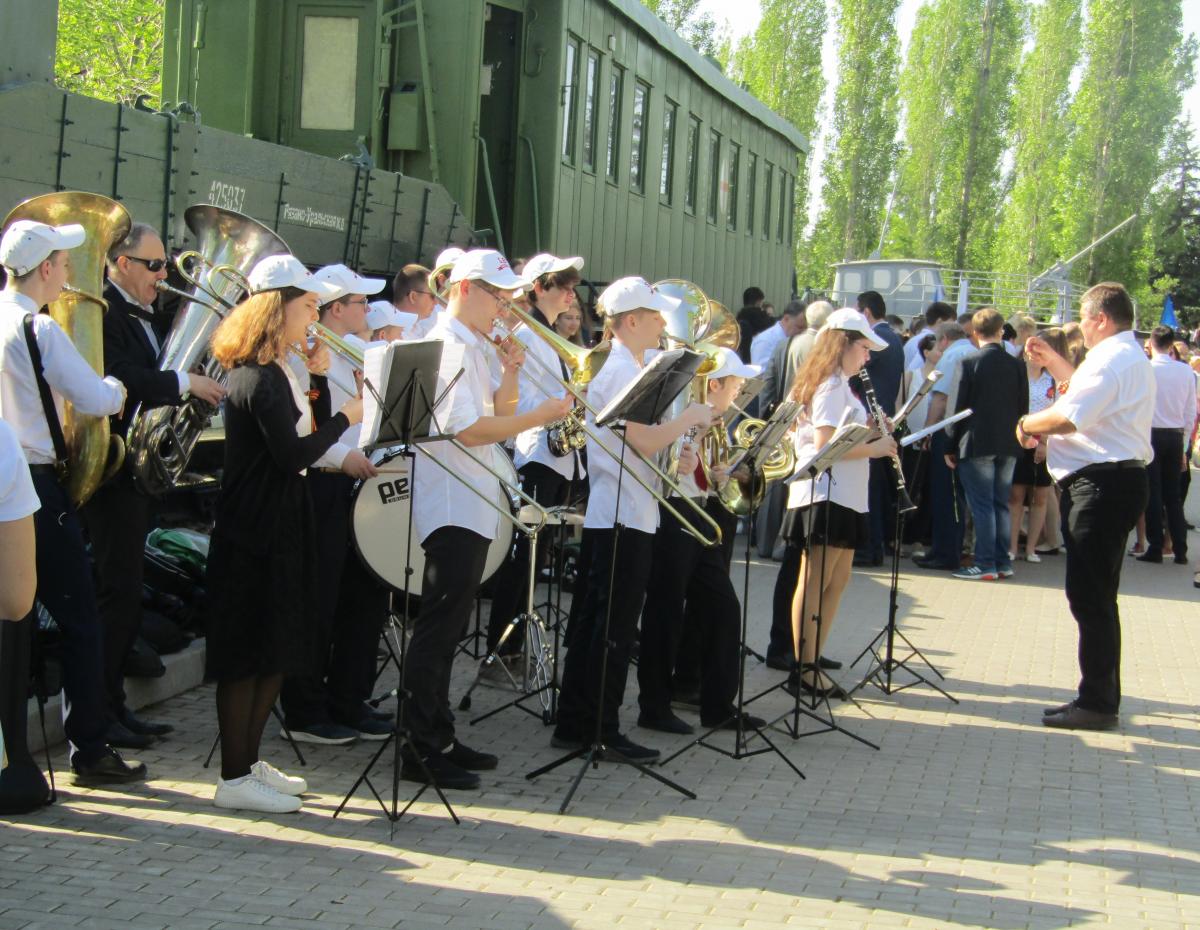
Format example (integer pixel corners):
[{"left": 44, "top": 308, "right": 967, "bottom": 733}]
[
  {"left": 1151, "top": 427, "right": 1186, "bottom": 434},
  {"left": 26, "top": 463, "right": 60, "bottom": 476},
  {"left": 1058, "top": 459, "right": 1144, "bottom": 492}
]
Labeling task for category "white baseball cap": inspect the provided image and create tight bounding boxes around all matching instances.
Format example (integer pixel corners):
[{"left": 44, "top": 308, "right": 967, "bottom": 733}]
[
  {"left": 598, "top": 276, "right": 681, "bottom": 318},
  {"left": 0, "top": 220, "right": 86, "bottom": 276},
  {"left": 522, "top": 252, "right": 584, "bottom": 283},
  {"left": 821, "top": 307, "right": 888, "bottom": 350},
  {"left": 432, "top": 246, "right": 465, "bottom": 275},
  {"left": 708, "top": 346, "right": 762, "bottom": 380},
  {"left": 247, "top": 254, "right": 341, "bottom": 299},
  {"left": 366, "top": 300, "right": 418, "bottom": 332},
  {"left": 313, "top": 263, "right": 385, "bottom": 302},
  {"left": 448, "top": 249, "right": 527, "bottom": 293}
]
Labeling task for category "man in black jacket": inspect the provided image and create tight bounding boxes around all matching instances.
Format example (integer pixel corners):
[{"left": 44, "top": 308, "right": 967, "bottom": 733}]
[
  {"left": 83, "top": 223, "right": 225, "bottom": 747},
  {"left": 945, "top": 307, "right": 1027, "bottom": 581}
]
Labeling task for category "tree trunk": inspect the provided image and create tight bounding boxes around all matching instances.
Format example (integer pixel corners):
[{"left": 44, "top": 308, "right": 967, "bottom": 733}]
[{"left": 954, "top": 0, "right": 999, "bottom": 270}]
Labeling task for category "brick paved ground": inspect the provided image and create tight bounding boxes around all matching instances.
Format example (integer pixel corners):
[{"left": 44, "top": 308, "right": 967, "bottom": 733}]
[{"left": 3, "top": 501, "right": 1199, "bottom": 930}]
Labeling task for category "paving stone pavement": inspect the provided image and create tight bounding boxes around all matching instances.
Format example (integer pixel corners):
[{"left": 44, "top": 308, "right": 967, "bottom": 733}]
[{"left": 3, "top": 506, "right": 1200, "bottom": 930}]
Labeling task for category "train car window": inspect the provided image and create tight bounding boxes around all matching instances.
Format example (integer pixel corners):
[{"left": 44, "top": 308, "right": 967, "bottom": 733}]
[
  {"left": 660, "top": 101, "right": 677, "bottom": 205},
  {"left": 562, "top": 36, "right": 582, "bottom": 163},
  {"left": 606, "top": 65, "right": 625, "bottom": 184},
  {"left": 786, "top": 173, "right": 796, "bottom": 245},
  {"left": 727, "top": 142, "right": 741, "bottom": 231},
  {"left": 706, "top": 130, "right": 721, "bottom": 224},
  {"left": 763, "top": 161, "right": 774, "bottom": 239},
  {"left": 300, "top": 16, "right": 358, "bottom": 131},
  {"left": 777, "top": 170, "right": 787, "bottom": 242},
  {"left": 582, "top": 50, "right": 601, "bottom": 173},
  {"left": 746, "top": 153, "right": 758, "bottom": 235},
  {"left": 685, "top": 115, "right": 700, "bottom": 214},
  {"left": 630, "top": 81, "right": 650, "bottom": 194},
  {"left": 872, "top": 268, "right": 893, "bottom": 290}
]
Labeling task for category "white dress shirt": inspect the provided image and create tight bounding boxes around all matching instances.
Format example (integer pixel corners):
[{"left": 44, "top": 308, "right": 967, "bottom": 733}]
[
  {"left": 512, "top": 312, "right": 583, "bottom": 481},
  {"left": 293, "top": 332, "right": 369, "bottom": 470},
  {"left": 412, "top": 312, "right": 503, "bottom": 544},
  {"left": 1047, "top": 330, "right": 1155, "bottom": 481},
  {"left": 786, "top": 373, "right": 870, "bottom": 514},
  {"left": 1149, "top": 354, "right": 1198, "bottom": 430},
  {"left": 108, "top": 281, "right": 189, "bottom": 395},
  {"left": 583, "top": 339, "right": 660, "bottom": 533},
  {"left": 904, "top": 326, "right": 934, "bottom": 371},
  {"left": 0, "top": 418, "right": 39, "bottom": 520},
  {"left": 410, "top": 307, "right": 443, "bottom": 340},
  {"left": 750, "top": 321, "right": 786, "bottom": 369},
  {"left": 0, "top": 291, "right": 125, "bottom": 465}
]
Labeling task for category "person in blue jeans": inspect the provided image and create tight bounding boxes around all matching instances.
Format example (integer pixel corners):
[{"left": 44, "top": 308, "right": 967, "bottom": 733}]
[{"left": 945, "top": 308, "right": 1028, "bottom": 580}]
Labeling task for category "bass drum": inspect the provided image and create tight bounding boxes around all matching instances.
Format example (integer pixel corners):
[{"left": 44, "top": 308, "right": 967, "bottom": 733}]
[{"left": 351, "top": 447, "right": 516, "bottom": 596}]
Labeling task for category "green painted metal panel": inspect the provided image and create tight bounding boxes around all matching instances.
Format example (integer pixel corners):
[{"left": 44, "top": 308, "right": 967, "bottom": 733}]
[{"left": 0, "top": 1, "right": 57, "bottom": 88}]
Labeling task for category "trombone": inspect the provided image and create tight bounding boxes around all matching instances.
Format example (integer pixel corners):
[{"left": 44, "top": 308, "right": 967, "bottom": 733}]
[{"left": 489, "top": 302, "right": 724, "bottom": 547}]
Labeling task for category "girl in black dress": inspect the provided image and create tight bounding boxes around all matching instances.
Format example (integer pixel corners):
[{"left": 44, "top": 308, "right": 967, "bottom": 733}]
[{"left": 205, "top": 261, "right": 361, "bottom": 813}]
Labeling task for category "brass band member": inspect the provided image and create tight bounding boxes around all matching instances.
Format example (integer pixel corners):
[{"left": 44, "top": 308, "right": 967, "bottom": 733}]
[
  {"left": 553, "top": 277, "right": 715, "bottom": 764},
  {"left": 784, "top": 309, "right": 895, "bottom": 698},
  {"left": 204, "top": 255, "right": 360, "bottom": 813},
  {"left": 402, "top": 250, "right": 571, "bottom": 790}
]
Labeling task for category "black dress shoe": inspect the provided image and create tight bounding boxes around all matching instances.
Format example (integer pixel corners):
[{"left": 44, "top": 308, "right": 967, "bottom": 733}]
[
  {"left": 1173, "top": 554, "right": 1188, "bottom": 565},
  {"left": 637, "top": 711, "right": 694, "bottom": 735},
  {"left": 670, "top": 690, "right": 701, "bottom": 712},
  {"left": 106, "top": 720, "right": 155, "bottom": 750},
  {"left": 1042, "top": 705, "right": 1118, "bottom": 731},
  {"left": 765, "top": 653, "right": 795, "bottom": 671},
  {"left": 817, "top": 655, "right": 842, "bottom": 671},
  {"left": 1135, "top": 549, "right": 1163, "bottom": 563},
  {"left": 550, "top": 729, "right": 588, "bottom": 751},
  {"left": 443, "top": 741, "right": 498, "bottom": 771},
  {"left": 914, "top": 557, "right": 958, "bottom": 571},
  {"left": 72, "top": 746, "right": 148, "bottom": 786},
  {"left": 120, "top": 709, "right": 173, "bottom": 737},
  {"left": 701, "top": 710, "right": 767, "bottom": 730},
  {"left": 400, "top": 751, "right": 480, "bottom": 789},
  {"left": 600, "top": 732, "right": 660, "bottom": 764},
  {"left": 1043, "top": 702, "right": 1074, "bottom": 717}
]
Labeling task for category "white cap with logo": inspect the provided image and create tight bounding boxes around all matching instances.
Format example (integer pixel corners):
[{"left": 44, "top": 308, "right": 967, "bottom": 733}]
[
  {"left": 821, "top": 307, "right": 888, "bottom": 350},
  {"left": 247, "top": 254, "right": 341, "bottom": 299},
  {"left": 598, "top": 276, "right": 681, "bottom": 318},
  {"left": 707, "top": 346, "right": 762, "bottom": 380},
  {"left": 366, "top": 300, "right": 418, "bottom": 333},
  {"left": 313, "top": 263, "right": 386, "bottom": 302},
  {"left": 0, "top": 220, "right": 86, "bottom": 276},
  {"left": 432, "top": 246, "right": 465, "bottom": 274},
  {"left": 448, "top": 249, "right": 527, "bottom": 293},
  {"left": 522, "top": 252, "right": 584, "bottom": 283}
]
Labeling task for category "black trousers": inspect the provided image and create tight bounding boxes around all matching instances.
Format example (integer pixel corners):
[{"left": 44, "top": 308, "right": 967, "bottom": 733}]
[
  {"left": 859, "top": 457, "right": 894, "bottom": 561},
  {"left": 1061, "top": 466, "right": 1148, "bottom": 714},
  {"left": 557, "top": 527, "right": 653, "bottom": 739},
  {"left": 1145, "top": 429, "right": 1187, "bottom": 559},
  {"left": 485, "top": 462, "right": 570, "bottom": 654},
  {"left": 403, "top": 526, "right": 490, "bottom": 753},
  {"left": 639, "top": 502, "right": 739, "bottom": 720},
  {"left": 673, "top": 501, "right": 737, "bottom": 695},
  {"left": 81, "top": 470, "right": 150, "bottom": 723},
  {"left": 30, "top": 471, "right": 108, "bottom": 765},
  {"left": 767, "top": 542, "right": 803, "bottom": 661},
  {"left": 281, "top": 471, "right": 388, "bottom": 727}
]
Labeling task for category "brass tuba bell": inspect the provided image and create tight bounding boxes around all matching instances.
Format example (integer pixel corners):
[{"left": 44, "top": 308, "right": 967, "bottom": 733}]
[{"left": 2, "top": 192, "right": 132, "bottom": 507}]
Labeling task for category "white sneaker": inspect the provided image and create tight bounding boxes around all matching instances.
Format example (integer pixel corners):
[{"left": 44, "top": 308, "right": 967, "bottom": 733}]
[
  {"left": 214, "top": 775, "right": 302, "bottom": 813},
  {"left": 1025, "top": 552, "right": 1041, "bottom": 563},
  {"left": 251, "top": 760, "right": 307, "bottom": 796}
]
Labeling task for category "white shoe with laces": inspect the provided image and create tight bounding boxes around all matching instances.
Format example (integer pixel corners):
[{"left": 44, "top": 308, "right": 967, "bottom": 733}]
[
  {"left": 1025, "top": 552, "right": 1041, "bottom": 563},
  {"left": 251, "top": 759, "right": 307, "bottom": 796},
  {"left": 214, "top": 774, "right": 302, "bottom": 813}
]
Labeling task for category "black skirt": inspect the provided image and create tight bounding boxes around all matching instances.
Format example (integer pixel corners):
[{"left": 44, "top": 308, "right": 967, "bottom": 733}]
[
  {"left": 1012, "top": 447, "right": 1052, "bottom": 488},
  {"left": 782, "top": 501, "right": 868, "bottom": 551}
]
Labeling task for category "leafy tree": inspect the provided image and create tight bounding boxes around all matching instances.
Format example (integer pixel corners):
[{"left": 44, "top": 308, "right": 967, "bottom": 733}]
[
  {"left": 1147, "top": 121, "right": 1200, "bottom": 328},
  {"left": 642, "top": 0, "right": 729, "bottom": 63},
  {"left": 55, "top": 0, "right": 164, "bottom": 107},
  {"left": 994, "top": 0, "right": 1083, "bottom": 281},
  {"left": 804, "top": 0, "right": 902, "bottom": 284}
]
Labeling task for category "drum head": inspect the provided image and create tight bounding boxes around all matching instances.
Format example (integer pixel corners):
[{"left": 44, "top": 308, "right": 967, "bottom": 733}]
[{"left": 352, "top": 453, "right": 425, "bottom": 596}]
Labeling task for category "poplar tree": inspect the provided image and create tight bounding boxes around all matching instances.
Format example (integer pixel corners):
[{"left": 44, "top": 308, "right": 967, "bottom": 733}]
[
  {"left": 55, "top": 0, "right": 164, "bottom": 106},
  {"left": 994, "top": 0, "right": 1082, "bottom": 281},
  {"left": 805, "top": 0, "right": 901, "bottom": 281}
]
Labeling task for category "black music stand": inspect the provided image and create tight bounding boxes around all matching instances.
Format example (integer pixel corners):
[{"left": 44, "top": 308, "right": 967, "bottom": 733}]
[
  {"left": 848, "top": 411, "right": 969, "bottom": 704},
  {"left": 334, "top": 340, "right": 463, "bottom": 831},
  {"left": 526, "top": 348, "right": 703, "bottom": 813},
  {"left": 745, "top": 422, "right": 880, "bottom": 750},
  {"left": 662, "top": 400, "right": 806, "bottom": 777}
]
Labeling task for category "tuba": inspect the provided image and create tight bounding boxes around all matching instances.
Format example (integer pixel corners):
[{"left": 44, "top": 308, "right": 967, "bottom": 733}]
[
  {"left": 714, "top": 416, "right": 798, "bottom": 516},
  {"left": 2, "top": 192, "right": 131, "bottom": 507},
  {"left": 125, "top": 206, "right": 289, "bottom": 496}
]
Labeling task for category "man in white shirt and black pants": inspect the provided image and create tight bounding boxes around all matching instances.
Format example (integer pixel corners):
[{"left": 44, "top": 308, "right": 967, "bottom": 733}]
[
  {"left": 1138, "top": 325, "right": 1197, "bottom": 565},
  {"left": 1020, "top": 283, "right": 1154, "bottom": 731},
  {"left": 0, "top": 219, "right": 145, "bottom": 784},
  {"left": 403, "top": 250, "right": 571, "bottom": 789}
]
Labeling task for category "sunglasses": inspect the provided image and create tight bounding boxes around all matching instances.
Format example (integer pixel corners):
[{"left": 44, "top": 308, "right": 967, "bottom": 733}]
[{"left": 125, "top": 256, "right": 168, "bottom": 273}]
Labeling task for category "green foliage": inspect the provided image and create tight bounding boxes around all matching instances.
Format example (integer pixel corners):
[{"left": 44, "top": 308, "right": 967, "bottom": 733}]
[
  {"left": 994, "top": 0, "right": 1083, "bottom": 281},
  {"left": 1148, "top": 121, "right": 1200, "bottom": 327},
  {"left": 641, "top": 0, "right": 729, "bottom": 63},
  {"left": 803, "top": 0, "right": 902, "bottom": 284},
  {"left": 889, "top": 0, "right": 1026, "bottom": 271},
  {"left": 55, "top": 0, "right": 164, "bottom": 107}
]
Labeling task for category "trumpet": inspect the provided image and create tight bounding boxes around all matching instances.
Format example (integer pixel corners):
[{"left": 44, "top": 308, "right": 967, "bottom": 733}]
[
  {"left": 858, "top": 368, "right": 916, "bottom": 514},
  {"left": 489, "top": 304, "right": 724, "bottom": 547}
]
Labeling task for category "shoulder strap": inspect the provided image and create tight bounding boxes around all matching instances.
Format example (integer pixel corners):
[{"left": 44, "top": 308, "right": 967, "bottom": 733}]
[{"left": 21, "top": 315, "right": 69, "bottom": 466}]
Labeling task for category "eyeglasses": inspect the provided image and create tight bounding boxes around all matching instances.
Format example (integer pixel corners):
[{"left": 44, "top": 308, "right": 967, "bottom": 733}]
[
  {"left": 344, "top": 297, "right": 369, "bottom": 306},
  {"left": 125, "top": 256, "right": 168, "bottom": 273}
]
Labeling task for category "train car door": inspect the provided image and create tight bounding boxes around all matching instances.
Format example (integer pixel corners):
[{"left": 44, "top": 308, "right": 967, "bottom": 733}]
[
  {"left": 279, "top": 1, "right": 376, "bottom": 159},
  {"left": 475, "top": 3, "right": 522, "bottom": 253}
]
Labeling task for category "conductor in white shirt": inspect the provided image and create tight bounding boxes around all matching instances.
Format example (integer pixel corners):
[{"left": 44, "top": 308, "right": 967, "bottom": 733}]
[{"left": 1019, "top": 283, "right": 1153, "bottom": 731}]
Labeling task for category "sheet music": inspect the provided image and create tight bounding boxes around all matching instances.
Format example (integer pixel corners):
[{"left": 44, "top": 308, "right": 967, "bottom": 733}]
[
  {"left": 900, "top": 408, "right": 972, "bottom": 447},
  {"left": 893, "top": 369, "right": 942, "bottom": 428},
  {"left": 359, "top": 338, "right": 454, "bottom": 448},
  {"left": 726, "top": 400, "right": 800, "bottom": 471},
  {"left": 594, "top": 348, "right": 697, "bottom": 426}
]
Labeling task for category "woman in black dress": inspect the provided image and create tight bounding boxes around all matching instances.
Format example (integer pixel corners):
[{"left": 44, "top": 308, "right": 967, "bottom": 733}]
[{"left": 205, "top": 258, "right": 361, "bottom": 813}]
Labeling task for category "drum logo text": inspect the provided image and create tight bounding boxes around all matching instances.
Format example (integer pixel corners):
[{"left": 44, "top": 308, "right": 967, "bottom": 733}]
[{"left": 377, "top": 478, "right": 409, "bottom": 504}]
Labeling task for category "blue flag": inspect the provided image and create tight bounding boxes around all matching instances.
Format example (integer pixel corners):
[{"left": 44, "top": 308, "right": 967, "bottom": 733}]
[{"left": 1161, "top": 294, "right": 1178, "bottom": 328}]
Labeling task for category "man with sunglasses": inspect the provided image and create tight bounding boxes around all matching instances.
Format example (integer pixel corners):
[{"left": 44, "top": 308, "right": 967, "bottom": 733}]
[{"left": 83, "top": 223, "right": 226, "bottom": 750}]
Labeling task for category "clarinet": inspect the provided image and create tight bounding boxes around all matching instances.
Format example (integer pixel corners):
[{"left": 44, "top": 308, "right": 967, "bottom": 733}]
[{"left": 857, "top": 368, "right": 917, "bottom": 514}]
